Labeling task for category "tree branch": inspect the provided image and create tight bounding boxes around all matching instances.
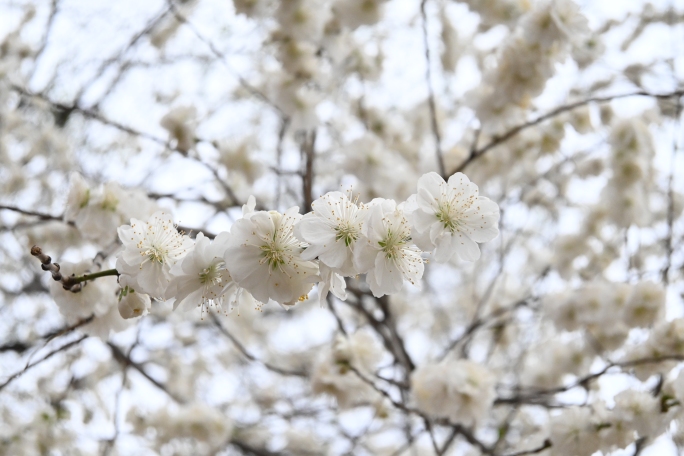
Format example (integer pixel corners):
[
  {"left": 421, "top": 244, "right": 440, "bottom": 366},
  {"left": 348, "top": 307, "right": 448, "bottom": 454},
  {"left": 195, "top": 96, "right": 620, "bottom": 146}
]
[
  {"left": 210, "top": 313, "right": 306, "bottom": 377},
  {"left": 502, "top": 439, "right": 552, "bottom": 456},
  {"left": 107, "top": 341, "right": 187, "bottom": 404},
  {"left": 0, "top": 335, "right": 88, "bottom": 392},
  {"left": 420, "top": 0, "right": 446, "bottom": 178},
  {"left": 451, "top": 90, "right": 684, "bottom": 175}
]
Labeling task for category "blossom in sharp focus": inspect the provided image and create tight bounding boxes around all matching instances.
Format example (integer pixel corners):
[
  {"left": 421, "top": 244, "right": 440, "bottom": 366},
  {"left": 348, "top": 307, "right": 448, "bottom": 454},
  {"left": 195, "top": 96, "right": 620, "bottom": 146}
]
[
  {"left": 224, "top": 206, "right": 318, "bottom": 306},
  {"left": 116, "top": 211, "right": 194, "bottom": 298},
  {"left": 169, "top": 232, "right": 235, "bottom": 314},
  {"left": 294, "top": 191, "right": 368, "bottom": 276},
  {"left": 406, "top": 172, "right": 499, "bottom": 263},
  {"left": 354, "top": 198, "right": 424, "bottom": 297}
]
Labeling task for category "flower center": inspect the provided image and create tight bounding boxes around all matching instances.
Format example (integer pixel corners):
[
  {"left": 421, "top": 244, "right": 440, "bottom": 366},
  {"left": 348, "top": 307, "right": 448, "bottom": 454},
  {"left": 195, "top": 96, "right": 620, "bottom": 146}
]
[
  {"left": 143, "top": 245, "right": 167, "bottom": 264},
  {"left": 334, "top": 222, "right": 359, "bottom": 247},
  {"left": 436, "top": 202, "right": 462, "bottom": 233},
  {"left": 378, "top": 229, "right": 410, "bottom": 260},
  {"left": 261, "top": 242, "right": 287, "bottom": 270},
  {"left": 199, "top": 263, "right": 223, "bottom": 285}
]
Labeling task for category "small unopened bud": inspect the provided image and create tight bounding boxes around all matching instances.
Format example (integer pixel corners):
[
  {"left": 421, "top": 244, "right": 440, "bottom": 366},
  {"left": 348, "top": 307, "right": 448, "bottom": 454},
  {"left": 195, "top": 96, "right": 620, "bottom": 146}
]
[
  {"left": 31, "top": 245, "right": 52, "bottom": 264},
  {"left": 118, "top": 286, "right": 151, "bottom": 319}
]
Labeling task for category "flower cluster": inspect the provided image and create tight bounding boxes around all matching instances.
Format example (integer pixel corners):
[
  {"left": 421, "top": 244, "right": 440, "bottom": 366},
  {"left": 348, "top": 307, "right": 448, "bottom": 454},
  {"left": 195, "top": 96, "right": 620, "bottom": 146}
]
[{"left": 113, "top": 172, "right": 499, "bottom": 313}]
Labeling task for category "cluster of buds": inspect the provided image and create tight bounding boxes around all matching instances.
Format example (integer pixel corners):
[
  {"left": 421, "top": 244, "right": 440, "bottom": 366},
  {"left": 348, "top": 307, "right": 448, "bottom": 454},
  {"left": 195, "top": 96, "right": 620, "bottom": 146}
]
[{"left": 31, "top": 245, "right": 84, "bottom": 292}]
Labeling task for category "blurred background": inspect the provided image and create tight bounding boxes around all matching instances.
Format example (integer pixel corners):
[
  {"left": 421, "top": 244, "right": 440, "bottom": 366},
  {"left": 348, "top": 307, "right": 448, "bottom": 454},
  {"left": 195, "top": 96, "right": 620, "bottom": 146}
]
[{"left": 1, "top": 0, "right": 684, "bottom": 454}]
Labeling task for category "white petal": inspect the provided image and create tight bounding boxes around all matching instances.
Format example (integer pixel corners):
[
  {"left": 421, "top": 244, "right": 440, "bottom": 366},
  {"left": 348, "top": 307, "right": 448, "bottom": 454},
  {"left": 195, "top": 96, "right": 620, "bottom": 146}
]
[
  {"left": 374, "top": 254, "right": 403, "bottom": 296},
  {"left": 417, "top": 172, "right": 446, "bottom": 202},
  {"left": 225, "top": 245, "right": 264, "bottom": 282},
  {"left": 318, "top": 240, "right": 349, "bottom": 269},
  {"left": 412, "top": 209, "right": 437, "bottom": 235},
  {"left": 295, "top": 216, "right": 336, "bottom": 244},
  {"left": 411, "top": 227, "right": 434, "bottom": 252},
  {"left": 433, "top": 233, "right": 455, "bottom": 263},
  {"left": 353, "top": 237, "right": 377, "bottom": 273},
  {"left": 452, "top": 235, "right": 481, "bottom": 261}
]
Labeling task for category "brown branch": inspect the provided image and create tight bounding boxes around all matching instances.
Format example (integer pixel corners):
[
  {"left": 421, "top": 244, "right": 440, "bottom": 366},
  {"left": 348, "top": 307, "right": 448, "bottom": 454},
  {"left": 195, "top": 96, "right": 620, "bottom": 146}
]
[
  {"left": 662, "top": 96, "right": 682, "bottom": 286},
  {"left": 438, "top": 297, "right": 531, "bottom": 362},
  {"left": 0, "top": 204, "right": 66, "bottom": 222},
  {"left": 424, "top": 418, "right": 441, "bottom": 455},
  {"left": 451, "top": 89, "right": 684, "bottom": 175},
  {"left": 74, "top": 5, "right": 174, "bottom": 106},
  {"left": 347, "top": 364, "right": 416, "bottom": 414},
  {"left": 446, "top": 423, "right": 494, "bottom": 455},
  {"left": 0, "top": 335, "right": 88, "bottom": 392},
  {"left": 300, "top": 129, "right": 316, "bottom": 213},
  {"left": 11, "top": 85, "right": 245, "bottom": 209},
  {"left": 420, "top": 0, "right": 446, "bottom": 178},
  {"left": 0, "top": 315, "right": 94, "bottom": 354},
  {"left": 327, "top": 293, "right": 348, "bottom": 336},
  {"left": 11, "top": 84, "right": 170, "bottom": 145},
  {"left": 496, "top": 354, "right": 684, "bottom": 406},
  {"left": 209, "top": 313, "right": 306, "bottom": 377},
  {"left": 274, "top": 117, "right": 291, "bottom": 209},
  {"left": 377, "top": 295, "right": 415, "bottom": 372},
  {"left": 107, "top": 341, "right": 187, "bottom": 404},
  {"left": 344, "top": 289, "right": 414, "bottom": 374},
  {"left": 502, "top": 440, "right": 552, "bottom": 456},
  {"left": 166, "top": 0, "right": 281, "bottom": 115},
  {"left": 348, "top": 365, "right": 494, "bottom": 455},
  {"left": 189, "top": 150, "right": 242, "bottom": 207},
  {"left": 229, "top": 439, "right": 283, "bottom": 456}
]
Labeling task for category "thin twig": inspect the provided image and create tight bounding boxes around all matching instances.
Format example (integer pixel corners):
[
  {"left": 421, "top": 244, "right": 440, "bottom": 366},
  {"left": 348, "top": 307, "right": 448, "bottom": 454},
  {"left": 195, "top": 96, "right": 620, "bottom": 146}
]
[
  {"left": 502, "top": 439, "right": 552, "bottom": 456},
  {"left": 496, "top": 354, "right": 684, "bottom": 406},
  {"left": 420, "top": 0, "right": 446, "bottom": 178},
  {"left": 11, "top": 85, "right": 245, "bottom": 210},
  {"left": 438, "top": 297, "right": 531, "bottom": 362},
  {"left": 662, "top": 96, "right": 682, "bottom": 286},
  {"left": 0, "top": 204, "right": 65, "bottom": 222},
  {"left": 0, "top": 335, "right": 88, "bottom": 392},
  {"left": 300, "top": 129, "right": 316, "bottom": 213},
  {"left": 451, "top": 90, "right": 684, "bottom": 175},
  {"left": 166, "top": 0, "right": 281, "bottom": 114},
  {"left": 210, "top": 313, "right": 306, "bottom": 377},
  {"left": 107, "top": 342, "right": 186, "bottom": 404}
]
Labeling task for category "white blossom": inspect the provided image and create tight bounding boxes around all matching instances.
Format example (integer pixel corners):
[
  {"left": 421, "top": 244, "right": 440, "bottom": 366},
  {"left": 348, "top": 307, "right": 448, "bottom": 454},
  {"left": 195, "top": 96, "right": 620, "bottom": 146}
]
[
  {"left": 549, "top": 407, "right": 601, "bottom": 456},
  {"left": 116, "top": 211, "right": 194, "bottom": 298},
  {"left": 312, "top": 331, "right": 384, "bottom": 408},
  {"left": 354, "top": 198, "right": 424, "bottom": 297},
  {"left": 411, "top": 360, "right": 496, "bottom": 426},
  {"left": 117, "top": 285, "right": 151, "bottom": 319},
  {"left": 407, "top": 172, "right": 499, "bottom": 263},
  {"left": 331, "top": 0, "right": 388, "bottom": 30},
  {"left": 65, "top": 173, "right": 161, "bottom": 244},
  {"left": 128, "top": 402, "right": 232, "bottom": 452},
  {"left": 160, "top": 105, "right": 197, "bottom": 153},
  {"left": 612, "top": 390, "right": 665, "bottom": 440},
  {"left": 294, "top": 190, "right": 368, "bottom": 276},
  {"left": 169, "top": 232, "right": 235, "bottom": 314},
  {"left": 224, "top": 206, "right": 318, "bottom": 306}
]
